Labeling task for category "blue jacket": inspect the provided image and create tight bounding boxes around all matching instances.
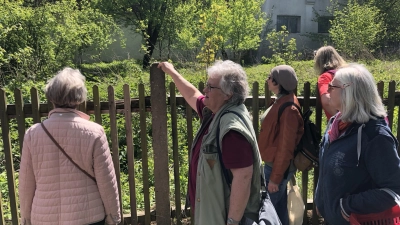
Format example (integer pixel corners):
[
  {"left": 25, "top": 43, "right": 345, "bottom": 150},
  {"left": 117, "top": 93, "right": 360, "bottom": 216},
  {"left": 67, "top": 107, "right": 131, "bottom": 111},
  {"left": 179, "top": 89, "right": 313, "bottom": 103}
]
[{"left": 315, "top": 116, "right": 400, "bottom": 225}]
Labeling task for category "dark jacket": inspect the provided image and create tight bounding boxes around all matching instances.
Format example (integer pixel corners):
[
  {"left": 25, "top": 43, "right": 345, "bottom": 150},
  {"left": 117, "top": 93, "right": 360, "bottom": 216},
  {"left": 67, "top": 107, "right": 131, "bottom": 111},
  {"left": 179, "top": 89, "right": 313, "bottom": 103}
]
[
  {"left": 258, "top": 93, "right": 304, "bottom": 184},
  {"left": 315, "top": 116, "right": 400, "bottom": 225}
]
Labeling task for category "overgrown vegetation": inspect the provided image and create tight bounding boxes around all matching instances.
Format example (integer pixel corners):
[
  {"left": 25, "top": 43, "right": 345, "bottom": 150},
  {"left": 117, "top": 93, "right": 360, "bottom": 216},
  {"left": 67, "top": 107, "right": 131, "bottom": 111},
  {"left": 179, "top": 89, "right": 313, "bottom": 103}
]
[
  {"left": 263, "top": 26, "right": 301, "bottom": 65},
  {"left": 0, "top": 0, "right": 122, "bottom": 88},
  {"left": 329, "top": 0, "right": 384, "bottom": 59}
]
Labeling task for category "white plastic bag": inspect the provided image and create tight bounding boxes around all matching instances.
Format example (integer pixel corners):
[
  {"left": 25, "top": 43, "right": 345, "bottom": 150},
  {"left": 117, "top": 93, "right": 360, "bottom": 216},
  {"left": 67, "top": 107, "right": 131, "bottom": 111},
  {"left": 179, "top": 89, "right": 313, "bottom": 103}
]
[{"left": 287, "top": 178, "right": 305, "bottom": 225}]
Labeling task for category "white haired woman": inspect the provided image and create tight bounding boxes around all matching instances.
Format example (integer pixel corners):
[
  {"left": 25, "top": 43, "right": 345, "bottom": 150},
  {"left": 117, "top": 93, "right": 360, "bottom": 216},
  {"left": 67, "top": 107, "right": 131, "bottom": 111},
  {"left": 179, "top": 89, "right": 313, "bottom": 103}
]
[
  {"left": 158, "top": 61, "right": 263, "bottom": 225},
  {"left": 19, "top": 67, "right": 121, "bottom": 225},
  {"left": 314, "top": 64, "right": 400, "bottom": 225}
]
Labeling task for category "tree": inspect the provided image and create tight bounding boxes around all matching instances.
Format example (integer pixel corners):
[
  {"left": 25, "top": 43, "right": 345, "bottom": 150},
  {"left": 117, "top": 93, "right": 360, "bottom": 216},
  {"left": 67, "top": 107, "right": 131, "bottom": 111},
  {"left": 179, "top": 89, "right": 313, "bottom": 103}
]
[
  {"left": 224, "top": 0, "right": 266, "bottom": 62},
  {"left": 329, "top": 0, "right": 384, "bottom": 59},
  {"left": 171, "top": 0, "right": 267, "bottom": 64},
  {"left": 263, "top": 26, "right": 300, "bottom": 65},
  {"left": 356, "top": 0, "right": 400, "bottom": 54},
  {"left": 196, "top": 0, "right": 228, "bottom": 66},
  {"left": 96, "top": 0, "right": 178, "bottom": 68},
  {"left": 0, "top": 0, "right": 121, "bottom": 87}
]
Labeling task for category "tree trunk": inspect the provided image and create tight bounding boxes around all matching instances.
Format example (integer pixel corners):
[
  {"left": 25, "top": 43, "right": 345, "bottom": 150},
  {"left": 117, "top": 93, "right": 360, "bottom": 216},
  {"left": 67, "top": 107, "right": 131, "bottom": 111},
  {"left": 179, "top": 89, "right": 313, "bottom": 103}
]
[
  {"left": 142, "top": 28, "right": 160, "bottom": 68},
  {"left": 142, "top": 2, "right": 167, "bottom": 68}
]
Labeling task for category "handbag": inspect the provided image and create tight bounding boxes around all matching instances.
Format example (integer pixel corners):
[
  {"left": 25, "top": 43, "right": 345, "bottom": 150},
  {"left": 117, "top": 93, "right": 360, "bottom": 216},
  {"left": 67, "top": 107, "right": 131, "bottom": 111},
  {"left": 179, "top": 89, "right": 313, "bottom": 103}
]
[
  {"left": 41, "top": 122, "right": 96, "bottom": 182},
  {"left": 216, "top": 110, "right": 282, "bottom": 225},
  {"left": 287, "top": 177, "right": 304, "bottom": 225},
  {"left": 349, "top": 188, "right": 400, "bottom": 225}
]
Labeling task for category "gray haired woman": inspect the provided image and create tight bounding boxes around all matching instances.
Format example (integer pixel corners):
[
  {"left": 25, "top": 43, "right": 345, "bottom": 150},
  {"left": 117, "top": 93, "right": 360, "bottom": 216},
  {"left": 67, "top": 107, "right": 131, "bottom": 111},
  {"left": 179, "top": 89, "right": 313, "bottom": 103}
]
[
  {"left": 158, "top": 61, "right": 263, "bottom": 225},
  {"left": 315, "top": 63, "right": 400, "bottom": 225},
  {"left": 19, "top": 67, "right": 121, "bottom": 225}
]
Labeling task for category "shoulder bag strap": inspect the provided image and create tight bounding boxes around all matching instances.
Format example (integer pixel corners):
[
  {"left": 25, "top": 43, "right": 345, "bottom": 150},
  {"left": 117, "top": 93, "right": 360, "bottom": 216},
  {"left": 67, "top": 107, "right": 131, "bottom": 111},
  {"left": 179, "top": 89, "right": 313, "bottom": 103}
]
[{"left": 40, "top": 122, "right": 96, "bottom": 182}]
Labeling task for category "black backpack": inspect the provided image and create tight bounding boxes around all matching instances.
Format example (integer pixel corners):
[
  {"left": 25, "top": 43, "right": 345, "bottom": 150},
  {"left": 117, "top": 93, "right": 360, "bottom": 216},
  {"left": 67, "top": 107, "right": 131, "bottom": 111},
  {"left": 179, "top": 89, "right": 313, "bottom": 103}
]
[{"left": 278, "top": 102, "right": 320, "bottom": 171}]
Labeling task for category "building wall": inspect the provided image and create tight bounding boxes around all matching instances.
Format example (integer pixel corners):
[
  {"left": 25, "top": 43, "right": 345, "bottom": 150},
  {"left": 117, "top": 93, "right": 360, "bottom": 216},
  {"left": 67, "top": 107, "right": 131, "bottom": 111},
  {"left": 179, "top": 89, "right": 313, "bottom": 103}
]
[{"left": 256, "top": 0, "right": 346, "bottom": 61}]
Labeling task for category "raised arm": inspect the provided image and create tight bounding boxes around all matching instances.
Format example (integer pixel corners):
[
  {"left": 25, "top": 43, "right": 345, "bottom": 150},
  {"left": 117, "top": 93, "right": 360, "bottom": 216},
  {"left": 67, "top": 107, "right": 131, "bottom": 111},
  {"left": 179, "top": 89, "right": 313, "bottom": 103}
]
[
  {"left": 318, "top": 74, "right": 338, "bottom": 118},
  {"left": 158, "top": 62, "right": 203, "bottom": 113},
  {"left": 320, "top": 93, "right": 338, "bottom": 117}
]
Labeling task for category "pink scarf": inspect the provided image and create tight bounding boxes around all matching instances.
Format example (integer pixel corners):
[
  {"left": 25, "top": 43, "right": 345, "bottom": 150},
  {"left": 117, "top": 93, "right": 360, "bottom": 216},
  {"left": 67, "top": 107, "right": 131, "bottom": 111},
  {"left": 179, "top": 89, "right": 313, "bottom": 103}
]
[{"left": 328, "top": 112, "right": 351, "bottom": 142}]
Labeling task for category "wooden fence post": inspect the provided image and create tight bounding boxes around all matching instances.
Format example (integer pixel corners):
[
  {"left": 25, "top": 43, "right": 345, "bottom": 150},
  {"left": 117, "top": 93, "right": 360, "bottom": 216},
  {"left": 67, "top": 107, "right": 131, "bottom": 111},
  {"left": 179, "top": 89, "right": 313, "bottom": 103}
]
[
  {"left": 0, "top": 89, "right": 19, "bottom": 225},
  {"left": 150, "top": 63, "right": 171, "bottom": 225},
  {"left": 387, "top": 81, "right": 396, "bottom": 130},
  {"left": 14, "top": 88, "right": 25, "bottom": 152},
  {"left": 0, "top": 191, "right": 4, "bottom": 225},
  {"left": 108, "top": 86, "right": 124, "bottom": 225},
  {"left": 252, "top": 82, "right": 259, "bottom": 139},
  {"left": 124, "top": 84, "right": 138, "bottom": 225},
  {"left": 30, "top": 87, "right": 41, "bottom": 124},
  {"left": 170, "top": 82, "right": 182, "bottom": 225},
  {"left": 139, "top": 83, "right": 151, "bottom": 225}
]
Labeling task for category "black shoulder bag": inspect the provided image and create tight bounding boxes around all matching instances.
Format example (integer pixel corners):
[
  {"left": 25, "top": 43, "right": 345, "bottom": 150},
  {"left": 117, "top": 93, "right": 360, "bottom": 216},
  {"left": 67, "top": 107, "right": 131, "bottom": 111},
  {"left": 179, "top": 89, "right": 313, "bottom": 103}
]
[{"left": 216, "top": 110, "right": 282, "bottom": 225}]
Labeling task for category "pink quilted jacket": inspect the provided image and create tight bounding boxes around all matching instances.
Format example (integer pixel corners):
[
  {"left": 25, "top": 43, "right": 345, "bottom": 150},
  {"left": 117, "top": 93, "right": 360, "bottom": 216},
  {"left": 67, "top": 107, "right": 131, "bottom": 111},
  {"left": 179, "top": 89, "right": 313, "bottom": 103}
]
[{"left": 19, "top": 108, "right": 121, "bottom": 225}]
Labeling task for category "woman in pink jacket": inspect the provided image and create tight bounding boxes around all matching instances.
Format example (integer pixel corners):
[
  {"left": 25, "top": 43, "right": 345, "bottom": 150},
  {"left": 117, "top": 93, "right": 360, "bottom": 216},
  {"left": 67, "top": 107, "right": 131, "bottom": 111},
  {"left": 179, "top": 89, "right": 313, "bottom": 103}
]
[{"left": 19, "top": 67, "right": 121, "bottom": 225}]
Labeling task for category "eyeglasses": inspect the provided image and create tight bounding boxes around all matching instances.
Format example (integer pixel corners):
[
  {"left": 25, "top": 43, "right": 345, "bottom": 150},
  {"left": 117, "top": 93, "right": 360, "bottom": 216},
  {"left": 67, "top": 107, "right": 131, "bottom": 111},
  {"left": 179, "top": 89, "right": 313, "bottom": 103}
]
[
  {"left": 205, "top": 82, "right": 222, "bottom": 92},
  {"left": 328, "top": 82, "right": 352, "bottom": 91}
]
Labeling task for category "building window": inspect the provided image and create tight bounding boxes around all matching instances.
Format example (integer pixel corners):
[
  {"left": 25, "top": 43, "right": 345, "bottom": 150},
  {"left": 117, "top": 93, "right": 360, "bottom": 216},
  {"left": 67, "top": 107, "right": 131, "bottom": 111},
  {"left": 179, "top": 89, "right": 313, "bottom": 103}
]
[
  {"left": 277, "top": 16, "right": 301, "bottom": 33},
  {"left": 318, "top": 16, "right": 334, "bottom": 33}
]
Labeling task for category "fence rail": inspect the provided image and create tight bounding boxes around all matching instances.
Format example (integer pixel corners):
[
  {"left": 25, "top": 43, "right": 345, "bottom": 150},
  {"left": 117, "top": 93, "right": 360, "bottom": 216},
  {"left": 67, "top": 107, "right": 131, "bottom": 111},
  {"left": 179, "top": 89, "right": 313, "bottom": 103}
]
[{"left": 0, "top": 67, "right": 399, "bottom": 225}]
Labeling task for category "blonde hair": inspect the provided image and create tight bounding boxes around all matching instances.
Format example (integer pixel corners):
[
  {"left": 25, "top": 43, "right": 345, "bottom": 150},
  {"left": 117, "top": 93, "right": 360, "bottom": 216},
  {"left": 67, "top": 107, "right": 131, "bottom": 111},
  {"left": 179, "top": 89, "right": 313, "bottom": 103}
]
[
  {"left": 45, "top": 67, "right": 87, "bottom": 108},
  {"left": 314, "top": 46, "right": 346, "bottom": 75},
  {"left": 334, "top": 64, "right": 386, "bottom": 123}
]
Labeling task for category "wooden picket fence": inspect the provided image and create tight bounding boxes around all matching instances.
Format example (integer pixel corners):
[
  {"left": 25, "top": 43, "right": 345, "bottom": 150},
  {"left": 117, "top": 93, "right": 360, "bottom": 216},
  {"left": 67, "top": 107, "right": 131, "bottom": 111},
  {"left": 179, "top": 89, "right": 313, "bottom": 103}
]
[{"left": 0, "top": 64, "right": 399, "bottom": 225}]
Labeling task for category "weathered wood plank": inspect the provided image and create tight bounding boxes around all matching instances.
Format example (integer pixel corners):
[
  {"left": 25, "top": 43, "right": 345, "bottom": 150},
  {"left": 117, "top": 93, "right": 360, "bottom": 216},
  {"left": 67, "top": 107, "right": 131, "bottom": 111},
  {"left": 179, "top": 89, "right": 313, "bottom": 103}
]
[
  {"left": 139, "top": 83, "right": 151, "bottom": 225},
  {"left": 30, "top": 87, "right": 41, "bottom": 123},
  {"left": 252, "top": 82, "right": 259, "bottom": 139},
  {"left": 124, "top": 84, "right": 137, "bottom": 225},
  {"left": 377, "top": 81, "right": 384, "bottom": 100},
  {"left": 14, "top": 88, "right": 25, "bottom": 152},
  {"left": 78, "top": 100, "right": 87, "bottom": 113},
  {"left": 108, "top": 86, "right": 124, "bottom": 225},
  {"left": 150, "top": 63, "right": 171, "bottom": 225},
  {"left": 302, "top": 82, "right": 311, "bottom": 225},
  {"left": 265, "top": 81, "right": 271, "bottom": 108},
  {"left": 387, "top": 81, "right": 396, "bottom": 130},
  {"left": 93, "top": 85, "right": 102, "bottom": 125},
  {"left": 0, "top": 89, "right": 19, "bottom": 225},
  {"left": 170, "top": 82, "right": 182, "bottom": 225},
  {"left": 0, "top": 191, "right": 4, "bottom": 225}
]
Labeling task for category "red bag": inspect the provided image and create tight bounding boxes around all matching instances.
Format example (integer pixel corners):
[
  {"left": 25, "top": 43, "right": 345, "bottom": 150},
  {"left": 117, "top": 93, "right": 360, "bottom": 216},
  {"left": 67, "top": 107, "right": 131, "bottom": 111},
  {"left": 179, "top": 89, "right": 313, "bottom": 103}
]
[
  {"left": 350, "top": 205, "right": 400, "bottom": 225},
  {"left": 350, "top": 189, "right": 400, "bottom": 225}
]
